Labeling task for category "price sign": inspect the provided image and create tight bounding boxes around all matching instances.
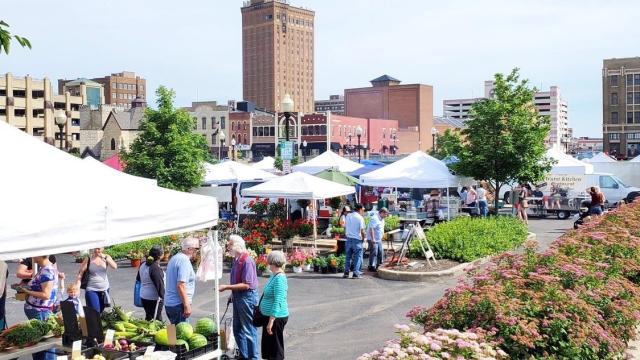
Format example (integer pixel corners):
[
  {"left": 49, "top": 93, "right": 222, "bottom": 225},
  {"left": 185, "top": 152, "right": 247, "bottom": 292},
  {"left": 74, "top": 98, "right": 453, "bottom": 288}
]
[
  {"left": 282, "top": 159, "right": 292, "bottom": 174},
  {"left": 72, "top": 340, "right": 82, "bottom": 360},
  {"left": 104, "top": 329, "right": 115, "bottom": 347},
  {"left": 145, "top": 345, "right": 155, "bottom": 355},
  {"left": 280, "top": 141, "right": 294, "bottom": 160}
]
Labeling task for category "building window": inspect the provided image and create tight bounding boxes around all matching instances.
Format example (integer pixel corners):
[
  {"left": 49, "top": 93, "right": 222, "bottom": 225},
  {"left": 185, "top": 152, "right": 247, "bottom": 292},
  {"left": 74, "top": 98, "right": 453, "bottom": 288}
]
[
  {"left": 201, "top": 117, "right": 207, "bottom": 129},
  {"left": 611, "top": 92, "right": 618, "bottom": 105},
  {"left": 270, "top": 127, "right": 275, "bottom": 136},
  {"left": 627, "top": 133, "right": 640, "bottom": 140},
  {"left": 627, "top": 74, "right": 634, "bottom": 85},
  {"left": 111, "top": 92, "right": 116, "bottom": 99},
  {"left": 301, "top": 126, "right": 308, "bottom": 136},
  {"left": 258, "top": 127, "right": 264, "bottom": 136},
  {"left": 212, "top": 116, "right": 217, "bottom": 129},
  {"left": 635, "top": 93, "right": 640, "bottom": 105},
  {"left": 636, "top": 111, "right": 640, "bottom": 124},
  {"left": 628, "top": 112, "right": 634, "bottom": 124},
  {"left": 140, "top": 85, "right": 144, "bottom": 92},
  {"left": 211, "top": 133, "right": 216, "bottom": 145},
  {"left": 320, "top": 125, "right": 327, "bottom": 135},
  {"left": 610, "top": 75, "right": 619, "bottom": 86},
  {"left": 609, "top": 133, "right": 620, "bottom": 140},
  {"left": 253, "top": 128, "right": 258, "bottom": 136},
  {"left": 611, "top": 111, "right": 619, "bottom": 124},
  {"left": 636, "top": 74, "right": 640, "bottom": 85},
  {"left": 110, "top": 138, "right": 116, "bottom": 150},
  {"left": 628, "top": 92, "right": 634, "bottom": 104},
  {"left": 221, "top": 117, "right": 226, "bottom": 129}
]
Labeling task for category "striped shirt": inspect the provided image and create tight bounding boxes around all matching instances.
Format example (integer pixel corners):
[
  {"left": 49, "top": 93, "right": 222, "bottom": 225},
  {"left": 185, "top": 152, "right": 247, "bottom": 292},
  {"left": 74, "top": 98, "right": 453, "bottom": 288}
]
[{"left": 259, "top": 273, "right": 288, "bottom": 318}]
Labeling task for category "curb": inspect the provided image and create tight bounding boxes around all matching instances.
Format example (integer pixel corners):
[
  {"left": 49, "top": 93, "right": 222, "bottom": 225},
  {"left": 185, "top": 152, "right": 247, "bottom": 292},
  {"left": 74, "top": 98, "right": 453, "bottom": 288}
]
[{"left": 377, "top": 232, "right": 536, "bottom": 282}]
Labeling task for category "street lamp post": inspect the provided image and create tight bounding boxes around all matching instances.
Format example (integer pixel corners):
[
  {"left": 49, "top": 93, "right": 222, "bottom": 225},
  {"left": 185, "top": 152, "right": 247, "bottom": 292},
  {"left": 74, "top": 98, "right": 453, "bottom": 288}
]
[
  {"left": 431, "top": 127, "right": 438, "bottom": 153},
  {"left": 282, "top": 94, "right": 294, "bottom": 142},
  {"left": 54, "top": 110, "right": 67, "bottom": 150},
  {"left": 231, "top": 138, "right": 236, "bottom": 161},
  {"left": 356, "top": 125, "right": 363, "bottom": 163},
  {"left": 392, "top": 133, "right": 397, "bottom": 155},
  {"left": 380, "top": 140, "right": 384, "bottom": 155},
  {"left": 363, "top": 144, "right": 368, "bottom": 160},
  {"left": 219, "top": 131, "right": 226, "bottom": 160},
  {"left": 302, "top": 140, "right": 308, "bottom": 162}
]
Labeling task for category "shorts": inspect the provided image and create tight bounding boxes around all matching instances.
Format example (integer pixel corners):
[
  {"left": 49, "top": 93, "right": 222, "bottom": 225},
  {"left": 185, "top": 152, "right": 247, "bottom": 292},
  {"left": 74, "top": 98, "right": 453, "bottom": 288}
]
[{"left": 590, "top": 206, "right": 603, "bottom": 215}]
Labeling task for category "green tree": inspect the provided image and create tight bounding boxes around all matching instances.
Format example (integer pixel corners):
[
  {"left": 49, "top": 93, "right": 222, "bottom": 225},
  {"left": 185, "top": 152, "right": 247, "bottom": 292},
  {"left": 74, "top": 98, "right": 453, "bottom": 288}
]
[
  {"left": 274, "top": 156, "right": 299, "bottom": 171},
  {"left": 122, "top": 86, "right": 209, "bottom": 192},
  {"left": 453, "top": 68, "right": 553, "bottom": 212},
  {"left": 0, "top": 21, "right": 31, "bottom": 55},
  {"left": 430, "top": 129, "right": 463, "bottom": 160}
]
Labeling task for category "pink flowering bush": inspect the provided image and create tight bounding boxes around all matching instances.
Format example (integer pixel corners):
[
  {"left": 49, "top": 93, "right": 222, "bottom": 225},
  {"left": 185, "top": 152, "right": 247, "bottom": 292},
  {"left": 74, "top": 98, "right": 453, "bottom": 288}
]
[
  {"left": 407, "top": 201, "right": 640, "bottom": 359},
  {"left": 358, "top": 325, "right": 507, "bottom": 360}
]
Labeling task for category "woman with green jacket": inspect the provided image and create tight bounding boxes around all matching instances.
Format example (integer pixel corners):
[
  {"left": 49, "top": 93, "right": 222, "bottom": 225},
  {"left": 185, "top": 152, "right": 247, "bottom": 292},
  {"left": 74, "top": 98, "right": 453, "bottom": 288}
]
[{"left": 259, "top": 251, "right": 289, "bottom": 360}]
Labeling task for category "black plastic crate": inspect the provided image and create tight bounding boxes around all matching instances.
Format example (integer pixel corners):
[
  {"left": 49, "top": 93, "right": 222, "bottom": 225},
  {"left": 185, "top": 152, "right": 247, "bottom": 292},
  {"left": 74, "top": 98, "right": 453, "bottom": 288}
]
[
  {"left": 80, "top": 347, "right": 129, "bottom": 360},
  {"left": 155, "top": 339, "right": 216, "bottom": 360},
  {"left": 96, "top": 343, "right": 148, "bottom": 360}
]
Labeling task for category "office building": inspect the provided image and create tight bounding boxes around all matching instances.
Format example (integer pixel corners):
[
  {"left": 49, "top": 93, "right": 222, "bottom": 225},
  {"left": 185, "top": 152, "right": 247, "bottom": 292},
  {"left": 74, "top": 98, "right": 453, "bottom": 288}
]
[
  {"left": 0, "top": 73, "right": 95, "bottom": 149},
  {"left": 91, "top": 71, "right": 146, "bottom": 109},
  {"left": 58, "top": 78, "right": 105, "bottom": 109},
  {"left": 344, "top": 75, "right": 434, "bottom": 152},
  {"left": 183, "top": 101, "right": 229, "bottom": 157},
  {"left": 602, "top": 57, "right": 640, "bottom": 159},
  {"left": 315, "top": 95, "right": 344, "bottom": 114},
  {"left": 241, "top": 0, "right": 315, "bottom": 113},
  {"left": 443, "top": 81, "right": 571, "bottom": 151}
]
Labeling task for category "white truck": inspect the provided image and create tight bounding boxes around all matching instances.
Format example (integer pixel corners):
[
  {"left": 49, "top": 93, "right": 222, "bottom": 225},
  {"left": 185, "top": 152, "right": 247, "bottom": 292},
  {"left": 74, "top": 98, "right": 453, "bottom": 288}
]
[{"left": 192, "top": 179, "right": 273, "bottom": 220}]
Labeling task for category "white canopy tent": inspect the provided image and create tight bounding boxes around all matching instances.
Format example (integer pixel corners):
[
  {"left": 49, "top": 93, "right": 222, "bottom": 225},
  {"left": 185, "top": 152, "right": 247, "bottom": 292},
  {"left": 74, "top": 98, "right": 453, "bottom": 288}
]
[
  {"left": 631, "top": 155, "right": 640, "bottom": 163},
  {"left": 251, "top": 156, "right": 277, "bottom": 173},
  {"left": 204, "top": 160, "right": 277, "bottom": 185},
  {"left": 82, "top": 157, "right": 158, "bottom": 186},
  {"left": 292, "top": 150, "right": 364, "bottom": 174},
  {"left": 359, "top": 151, "right": 457, "bottom": 188},
  {"left": 0, "top": 120, "right": 218, "bottom": 260},
  {"left": 583, "top": 152, "right": 616, "bottom": 163},
  {"left": 547, "top": 147, "right": 594, "bottom": 174}
]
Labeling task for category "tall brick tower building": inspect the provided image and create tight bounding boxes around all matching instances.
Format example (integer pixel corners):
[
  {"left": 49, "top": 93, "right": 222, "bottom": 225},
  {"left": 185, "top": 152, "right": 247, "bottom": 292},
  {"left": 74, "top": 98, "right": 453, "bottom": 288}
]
[{"left": 241, "top": 0, "right": 315, "bottom": 113}]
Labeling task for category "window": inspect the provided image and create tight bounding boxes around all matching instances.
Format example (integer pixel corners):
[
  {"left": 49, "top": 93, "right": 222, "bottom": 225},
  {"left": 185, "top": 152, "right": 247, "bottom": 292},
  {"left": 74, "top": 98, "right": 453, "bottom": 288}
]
[
  {"left": 301, "top": 126, "right": 308, "bottom": 136},
  {"left": 636, "top": 111, "right": 640, "bottom": 123},
  {"left": 112, "top": 82, "right": 116, "bottom": 89},
  {"left": 243, "top": 122, "right": 247, "bottom": 131},
  {"left": 110, "top": 138, "right": 116, "bottom": 150},
  {"left": 635, "top": 92, "right": 640, "bottom": 105},
  {"left": 611, "top": 111, "right": 619, "bottom": 124},
  {"left": 611, "top": 92, "right": 618, "bottom": 105},
  {"left": 253, "top": 127, "right": 258, "bottom": 136},
  {"left": 320, "top": 125, "right": 327, "bottom": 135},
  {"left": 636, "top": 74, "right": 640, "bottom": 85},
  {"left": 599, "top": 175, "right": 618, "bottom": 189},
  {"left": 627, "top": 133, "right": 640, "bottom": 140},
  {"left": 609, "top": 133, "right": 620, "bottom": 140},
  {"left": 627, "top": 74, "right": 634, "bottom": 85},
  {"left": 610, "top": 75, "right": 619, "bottom": 86},
  {"left": 212, "top": 116, "right": 217, "bottom": 129},
  {"left": 628, "top": 92, "right": 634, "bottom": 104},
  {"left": 628, "top": 112, "right": 634, "bottom": 124},
  {"left": 112, "top": 92, "right": 116, "bottom": 99},
  {"left": 258, "top": 127, "right": 264, "bottom": 136},
  {"left": 201, "top": 117, "right": 207, "bottom": 129},
  {"left": 140, "top": 85, "right": 144, "bottom": 92},
  {"left": 221, "top": 117, "right": 226, "bottom": 129},
  {"left": 211, "top": 133, "right": 216, "bottom": 144},
  {"left": 270, "top": 127, "right": 275, "bottom": 136}
]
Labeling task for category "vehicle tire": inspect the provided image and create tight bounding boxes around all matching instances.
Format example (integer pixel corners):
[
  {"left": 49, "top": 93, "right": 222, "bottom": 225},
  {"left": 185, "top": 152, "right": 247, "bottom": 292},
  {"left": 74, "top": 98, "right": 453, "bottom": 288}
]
[
  {"left": 557, "top": 211, "right": 570, "bottom": 220},
  {"left": 627, "top": 191, "right": 640, "bottom": 204},
  {"left": 503, "top": 191, "right": 511, "bottom": 204}
]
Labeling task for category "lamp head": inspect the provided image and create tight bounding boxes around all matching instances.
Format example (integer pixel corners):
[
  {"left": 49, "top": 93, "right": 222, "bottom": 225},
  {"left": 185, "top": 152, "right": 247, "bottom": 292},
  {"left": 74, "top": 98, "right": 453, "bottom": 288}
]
[
  {"left": 281, "top": 93, "right": 294, "bottom": 112},
  {"left": 219, "top": 131, "right": 226, "bottom": 141},
  {"left": 54, "top": 110, "right": 67, "bottom": 126},
  {"left": 356, "top": 126, "right": 363, "bottom": 137},
  {"left": 231, "top": 138, "right": 236, "bottom": 146},
  {"left": 303, "top": 140, "right": 307, "bottom": 147},
  {"left": 431, "top": 127, "right": 438, "bottom": 136}
]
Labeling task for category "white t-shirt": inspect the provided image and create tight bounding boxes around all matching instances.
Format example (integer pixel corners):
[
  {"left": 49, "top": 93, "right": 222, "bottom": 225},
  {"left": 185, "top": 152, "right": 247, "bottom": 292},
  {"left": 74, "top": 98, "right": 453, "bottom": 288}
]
[
  {"left": 345, "top": 212, "right": 365, "bottom": 240},
  {"left": 476, "top": 188, "right": 487, "bottom": 201}
]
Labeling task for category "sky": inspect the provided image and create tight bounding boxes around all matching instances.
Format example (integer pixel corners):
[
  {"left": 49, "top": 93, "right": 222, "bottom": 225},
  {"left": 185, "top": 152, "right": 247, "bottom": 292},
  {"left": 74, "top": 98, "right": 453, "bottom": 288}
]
[{"left": 3, "top": 0, "right": 640, "bottom": 137}]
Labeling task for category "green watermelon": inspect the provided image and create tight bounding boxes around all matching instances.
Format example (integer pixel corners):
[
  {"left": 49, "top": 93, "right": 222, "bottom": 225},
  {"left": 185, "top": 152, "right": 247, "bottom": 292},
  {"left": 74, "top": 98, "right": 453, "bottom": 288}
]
[
  {"left": 176, "top": 322, "right": 194, "bottom": 341},
  {"left": 195, "top": 318, "right": 216, "bottom": 337},
  {"left": 154, "top": 329, "right": 169, "bottom": 346},
  {"left": 188, "top": 334, "right": 208, "bottom": 350},
  {"left": 175, "top": 339, "right": 189, "bottom": 352}
]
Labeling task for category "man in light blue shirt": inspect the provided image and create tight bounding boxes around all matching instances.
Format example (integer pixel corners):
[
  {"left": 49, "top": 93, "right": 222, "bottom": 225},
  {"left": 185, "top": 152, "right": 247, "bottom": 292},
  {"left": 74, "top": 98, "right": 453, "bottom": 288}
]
[
  {"left": 343, "top": 204, "right": 366, "bottom": 279},
  {"left": 164, "top": 237, "right": 199, "bottom": 324},
  {"left": 367, "top": 207, "right": 388, "bottom": 271}
]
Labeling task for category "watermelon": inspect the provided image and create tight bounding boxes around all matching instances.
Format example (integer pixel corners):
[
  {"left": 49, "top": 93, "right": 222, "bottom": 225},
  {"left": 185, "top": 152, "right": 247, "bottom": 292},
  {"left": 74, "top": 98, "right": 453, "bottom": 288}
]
[
  {"left": 176, "top": 322, "right": 194, "bottom": 341},
  {"left": 175, "top": 339, "right": 189, "bottom": 352},
  {"left": 154, "top": 329, "right": 169, "bottom": 346},
  {"left": 195, "top": 318, "right": 216, "bottom": 337},
  {"left": 188, "top": 334, "right": 208, "bottom": 350}
]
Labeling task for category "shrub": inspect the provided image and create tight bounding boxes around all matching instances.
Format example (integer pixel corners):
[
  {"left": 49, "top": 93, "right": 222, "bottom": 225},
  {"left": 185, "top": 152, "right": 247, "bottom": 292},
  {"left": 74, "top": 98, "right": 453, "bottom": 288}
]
[
  {"left": 407, "top": 202, "right": 640, "bottom": 359},
  {"left": 425, "top": 216, "right": 528, "bottom": 262},
  {"left": 384, "top": 215, "right": 401, "bottom": 232},
  {"left": 105, "top": 236, "right": 174, "bottom": 260}
]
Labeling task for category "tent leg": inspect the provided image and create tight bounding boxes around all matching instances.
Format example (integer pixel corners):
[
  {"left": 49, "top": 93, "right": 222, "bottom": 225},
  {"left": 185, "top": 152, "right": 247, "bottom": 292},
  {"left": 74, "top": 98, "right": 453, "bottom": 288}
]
[
  {"left": 213, "top": 230, "right": 221, "bottom": 346},
  {"left": 313, "top": 200, "right": 317, "bottom": 248},
  {"left": 447, "top": 188, "right": 450, "bottom": 221}
]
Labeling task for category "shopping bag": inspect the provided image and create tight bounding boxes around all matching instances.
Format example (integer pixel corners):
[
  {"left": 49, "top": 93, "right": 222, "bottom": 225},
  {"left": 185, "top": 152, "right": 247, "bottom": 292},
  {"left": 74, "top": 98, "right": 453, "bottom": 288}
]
[
  {"left": 133, "top": 280, "right": 143, "bottom": 307},
  {"left": 196, "top": 231, "right": 223, "bottom": 282}
]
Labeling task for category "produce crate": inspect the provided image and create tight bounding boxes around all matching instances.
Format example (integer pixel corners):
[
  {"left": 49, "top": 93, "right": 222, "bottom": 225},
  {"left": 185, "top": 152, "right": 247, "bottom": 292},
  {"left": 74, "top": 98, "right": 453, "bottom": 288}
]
[
  {"left": 96, "top": 343, "right": 148, "bottom": 360},
  {"left": 80, "top": 347, "right": 129, "bottom": 360},
  {"left": 155, "top": 339, "right": 216, "bottom": 360}
]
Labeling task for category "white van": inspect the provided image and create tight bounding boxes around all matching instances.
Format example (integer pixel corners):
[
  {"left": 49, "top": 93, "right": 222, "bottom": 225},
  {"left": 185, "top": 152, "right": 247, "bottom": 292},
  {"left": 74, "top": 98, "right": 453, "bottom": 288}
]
[{"left": 192, "top": 179, "right": 274, "bottom": 220}]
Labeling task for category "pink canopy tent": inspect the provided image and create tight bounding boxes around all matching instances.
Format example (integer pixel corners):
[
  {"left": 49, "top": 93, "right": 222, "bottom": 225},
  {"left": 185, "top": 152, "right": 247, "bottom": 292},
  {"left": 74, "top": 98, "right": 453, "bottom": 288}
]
[{"left": 103, "top": 153, "right": 124, "bottom": 171}]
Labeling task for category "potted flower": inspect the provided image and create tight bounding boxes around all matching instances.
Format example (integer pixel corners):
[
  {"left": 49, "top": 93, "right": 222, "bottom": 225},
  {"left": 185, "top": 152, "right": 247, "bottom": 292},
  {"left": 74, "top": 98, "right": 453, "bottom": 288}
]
[
  {"left": 288, "top": 249, "right": 305, "bottom": 273},
  {"left": 303, "top": 254, "right": 313, "bottom": 272},
  {"left": 317, "top": 256, "right": 328, "bottom": 274},
  {"left": 327, "top": 254, "right": 338, "bottom": 274},
  {"left": 337, "top": 254, "right": 346, "bottom": 273},
  {"left": 127, "top": 249, "right": 144, "bottom": 268},
  {"left": 255, "top": 254, "right": 268, "bottom": 277},
  {"left": 312, "top": 257, "right": 320, "bottom": 272}
]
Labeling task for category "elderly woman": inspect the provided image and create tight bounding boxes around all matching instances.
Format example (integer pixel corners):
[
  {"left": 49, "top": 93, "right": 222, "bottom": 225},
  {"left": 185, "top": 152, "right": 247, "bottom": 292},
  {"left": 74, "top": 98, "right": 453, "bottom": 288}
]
[
  {"left": 77, "top": 248, "right": 117, "bottom": 314},
  {"left": 220, "top": 235, "right": 259, "bottom": 360},
  {"left": 260, "top": 251, "right": 289, "bottom": 360},
  {"left": 22, "top": 255, "right": 59, "bottom": 360}
]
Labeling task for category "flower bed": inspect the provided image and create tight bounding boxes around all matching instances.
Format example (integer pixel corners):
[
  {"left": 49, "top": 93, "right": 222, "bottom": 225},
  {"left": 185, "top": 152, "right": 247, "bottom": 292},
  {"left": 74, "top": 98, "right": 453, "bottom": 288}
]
[
  {"left": 402, "top": 202, "right": 640, "bottom": 359},
  {"left": 411, "top": 216, "right": 528, "bottom": 262}
]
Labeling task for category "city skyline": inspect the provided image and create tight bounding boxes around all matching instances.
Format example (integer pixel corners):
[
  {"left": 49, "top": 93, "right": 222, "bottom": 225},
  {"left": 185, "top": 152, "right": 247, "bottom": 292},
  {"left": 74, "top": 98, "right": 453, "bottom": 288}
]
[{"left": 4, "top": 0, "right": 640, "bottom": 137}]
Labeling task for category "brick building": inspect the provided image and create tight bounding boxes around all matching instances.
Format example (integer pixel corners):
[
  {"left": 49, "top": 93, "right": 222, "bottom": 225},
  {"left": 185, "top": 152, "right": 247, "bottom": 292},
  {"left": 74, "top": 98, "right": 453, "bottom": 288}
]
[
  {"left": 90, "top": 71, "right": 146, "bottom": 109},
  {"left": 183, "top": 101, "right": 229, "bottom": 158},
  {"left": 315, "top": 94, "right": 344, "bottom": 115},
  {"left": 344, "top": 75, "right": 434, "bottom": 152},
  {"left": 241, "top": 0, "right": 315, "bottom": 113}
]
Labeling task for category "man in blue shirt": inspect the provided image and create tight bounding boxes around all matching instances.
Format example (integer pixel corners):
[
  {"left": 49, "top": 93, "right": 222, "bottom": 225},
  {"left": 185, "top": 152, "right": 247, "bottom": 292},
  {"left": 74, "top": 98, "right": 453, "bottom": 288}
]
[
  {"left": 164, "top": 237, "right": 199, "bottom": 324},
  {"left": 367, "top": 207, "right": 389, "bottom": 271},
  {"left": 343, "top": 204, "right": 366, "bottom": 279}
]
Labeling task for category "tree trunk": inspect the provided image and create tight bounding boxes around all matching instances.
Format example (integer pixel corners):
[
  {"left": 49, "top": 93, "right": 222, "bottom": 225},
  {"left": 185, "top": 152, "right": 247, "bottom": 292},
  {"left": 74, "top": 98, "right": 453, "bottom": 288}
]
[{"left": 494, "top": 180, "right": 501, "bottom": 216}]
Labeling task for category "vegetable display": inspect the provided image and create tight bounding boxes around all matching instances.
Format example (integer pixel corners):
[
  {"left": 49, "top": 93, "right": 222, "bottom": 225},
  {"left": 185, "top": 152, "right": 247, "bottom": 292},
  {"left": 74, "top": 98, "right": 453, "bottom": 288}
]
[
  {"left": 0, "top": 319, "right": 51, "bottom": 349},
  {"left": 101, "top": 306, "right": 164, "bottom": 343}
]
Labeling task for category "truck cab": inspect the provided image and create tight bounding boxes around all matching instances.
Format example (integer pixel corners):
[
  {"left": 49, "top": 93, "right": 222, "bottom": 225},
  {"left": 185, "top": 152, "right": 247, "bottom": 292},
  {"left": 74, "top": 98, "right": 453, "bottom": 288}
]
[{"left": 592, "top": 173, "right": 640, "bottom": 205}]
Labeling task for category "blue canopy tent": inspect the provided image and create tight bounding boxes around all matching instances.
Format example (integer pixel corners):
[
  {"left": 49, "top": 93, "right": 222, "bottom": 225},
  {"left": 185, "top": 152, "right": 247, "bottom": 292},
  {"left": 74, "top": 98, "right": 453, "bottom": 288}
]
[{"left": 349, "top": 160, "right": 387, "bottom": 178}]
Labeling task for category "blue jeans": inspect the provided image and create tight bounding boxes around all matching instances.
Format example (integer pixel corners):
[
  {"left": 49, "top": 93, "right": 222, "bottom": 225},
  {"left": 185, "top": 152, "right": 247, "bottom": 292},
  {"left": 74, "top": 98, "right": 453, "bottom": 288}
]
[
  {"left": 345, "top": 238, "right": 364, "bottom": 277},
  {"left": 24, "top": 307, "right": 55, "bottom": 360},
  {"left": 165, "top": 304, "right": 188, "bottom": 324},
  {"left": 368, "top": 240, "right": 384, "bottom": 269},
  {"left": 85, "top": 290, "right": 109, "bottom": 314},
  {"left": 232, "top": 289, "right": 259, "bottom": 360},
  {"left": 478, "top": 200, "right": 488, "bottom": 217}
]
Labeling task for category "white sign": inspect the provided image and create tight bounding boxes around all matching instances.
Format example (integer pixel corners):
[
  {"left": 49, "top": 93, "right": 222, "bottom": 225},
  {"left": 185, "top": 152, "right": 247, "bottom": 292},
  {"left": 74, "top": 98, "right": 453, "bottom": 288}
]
[
  {"left": 104, "top": 329, "right": 115, "bottom": 346},
  {"left": 281, "top": 141, "right": 294, "bottom": 160},
  {"left": 283, "top": 159, "right": 292, "bottom": 174}
]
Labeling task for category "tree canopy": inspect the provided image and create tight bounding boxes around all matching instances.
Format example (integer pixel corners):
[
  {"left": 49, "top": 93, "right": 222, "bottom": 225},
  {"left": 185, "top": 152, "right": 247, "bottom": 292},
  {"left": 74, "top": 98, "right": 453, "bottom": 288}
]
[
  {"left": 0, "top": 21, "right": 31, "bottom": 55},
  {"left": 122, "top": 86, "right": 210, "bottom": 192},
  {"left": 453, "top": 68, "right": 553, "bottom": 211},
  {"left": 430, "top": 129, "right": 463, "bottom": 160}
]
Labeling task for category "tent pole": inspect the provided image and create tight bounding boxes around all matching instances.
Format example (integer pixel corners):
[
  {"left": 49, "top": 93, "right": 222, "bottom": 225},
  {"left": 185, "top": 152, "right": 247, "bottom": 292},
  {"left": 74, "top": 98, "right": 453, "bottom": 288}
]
[
  {"left": 213, "top": 229, "right": 220, "bottom": 347},
  {"left": 447, "top": 187, "right": 451, "bottom": 220},
  {"left": 313, "top": 199, "right": 317, "bottom": 248}
]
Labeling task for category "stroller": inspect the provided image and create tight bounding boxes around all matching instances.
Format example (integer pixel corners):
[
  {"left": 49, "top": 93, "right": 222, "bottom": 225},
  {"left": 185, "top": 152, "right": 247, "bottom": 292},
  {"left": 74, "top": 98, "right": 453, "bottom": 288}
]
[{"left": 573, "top": 200, "right": 592, "bottom": 229}]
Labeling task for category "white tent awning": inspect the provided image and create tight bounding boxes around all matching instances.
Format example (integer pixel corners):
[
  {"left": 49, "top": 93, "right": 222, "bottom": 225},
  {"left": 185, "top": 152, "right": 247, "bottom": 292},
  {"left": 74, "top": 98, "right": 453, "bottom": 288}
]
[
  {"left": 251, "top": 156, "right": 277, "bottom": 173},
  {"left": 583, "top": 152, "right": 616, "bottom": 163},
  {"left": 359, "top": 151, "right": 457, "bottom": 188},
  {"left": 292, "top": 150, "right": 363, "bottom": 174},
  {"left": 242, "top": 171, "right": 355, "bottom": 199},
  {"left": 0, "top": 121, "right": 218, "bottom": 260},
  {"left": 204, "top": 160, "right": 278, "bottom": 185},
  {"left": 547, "top": 147, "right": 594, "bottom": 174}
]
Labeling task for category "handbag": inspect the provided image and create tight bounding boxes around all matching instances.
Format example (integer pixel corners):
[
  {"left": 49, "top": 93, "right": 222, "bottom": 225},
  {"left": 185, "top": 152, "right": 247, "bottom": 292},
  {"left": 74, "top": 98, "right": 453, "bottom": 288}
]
[
  {"left": 80, "top": 261, "right": 90, "bottom": 290},
  {"left": 133, "top": 280, "right": 143, "bottom": 308},
  {"left": 252, "top": 273, "right": 281, "bottom": 327}
]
